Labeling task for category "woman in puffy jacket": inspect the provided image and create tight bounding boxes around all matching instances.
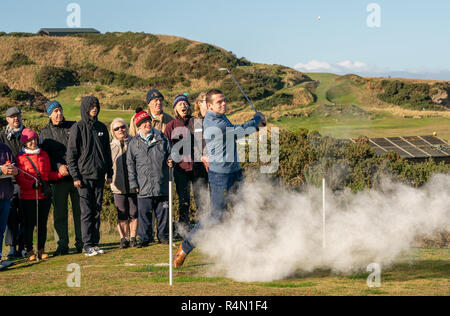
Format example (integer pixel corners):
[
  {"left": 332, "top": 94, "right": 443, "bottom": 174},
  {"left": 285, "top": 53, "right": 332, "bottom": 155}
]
[
  {"left": 16, "top": 129, "right": 62, "bottom": 261},
  {"left": 110, "top": 118, "right": 138, "bottom": 249}
]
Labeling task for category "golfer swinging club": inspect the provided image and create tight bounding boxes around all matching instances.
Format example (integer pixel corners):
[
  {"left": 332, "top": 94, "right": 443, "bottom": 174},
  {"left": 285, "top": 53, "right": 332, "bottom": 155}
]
[{"left": 174, "top": 89, "right": 266, "bottom": 267}]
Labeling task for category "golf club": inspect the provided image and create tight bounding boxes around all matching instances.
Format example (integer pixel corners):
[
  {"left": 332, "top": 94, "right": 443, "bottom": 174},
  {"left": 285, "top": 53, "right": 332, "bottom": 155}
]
[
  {"left": 218, "top": 68, "right": 257, "bottom": 113},
  {"left": 169, "top": 166, "right": 173, "bottom": 286}
]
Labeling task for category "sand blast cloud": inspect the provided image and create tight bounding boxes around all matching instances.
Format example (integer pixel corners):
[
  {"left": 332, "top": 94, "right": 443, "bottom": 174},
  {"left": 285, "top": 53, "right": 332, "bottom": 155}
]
[{"left": 192, "top": 174, "right": 450, "bottom": 282}]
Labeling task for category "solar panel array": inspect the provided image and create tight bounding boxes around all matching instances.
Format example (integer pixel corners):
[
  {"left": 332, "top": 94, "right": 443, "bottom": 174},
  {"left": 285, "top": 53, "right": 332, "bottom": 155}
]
[{"left": 352, "top": 136, "right": 450, "bottom": 159}]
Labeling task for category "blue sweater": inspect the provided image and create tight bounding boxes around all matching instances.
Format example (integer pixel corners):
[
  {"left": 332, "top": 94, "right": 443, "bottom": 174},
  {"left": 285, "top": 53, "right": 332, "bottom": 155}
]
[{"left": 203, "top": 110, "right": 261, "bottom": 174}]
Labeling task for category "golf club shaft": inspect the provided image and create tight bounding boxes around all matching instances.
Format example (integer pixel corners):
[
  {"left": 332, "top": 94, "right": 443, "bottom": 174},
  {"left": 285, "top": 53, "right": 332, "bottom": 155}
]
[
  {"left": 228, "top": 72, "right": 257, "bottom": 113},
  {"left": 169, "top": 167, "right": 173, "bottom": 286}
]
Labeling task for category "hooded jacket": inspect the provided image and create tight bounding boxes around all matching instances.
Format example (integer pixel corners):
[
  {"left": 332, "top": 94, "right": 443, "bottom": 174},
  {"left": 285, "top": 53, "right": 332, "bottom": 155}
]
[
  {"left": 66, "top": 97, "right": 113, "bottom": 181},
  {"left": 39, "top": 118, "right": 76, "bottom": 182},
  {"left": 126, "top": 129, "right": 171, "bottom": 198},
  {"left": 0, "top": 143, "right": 15, "bottom": 200}
]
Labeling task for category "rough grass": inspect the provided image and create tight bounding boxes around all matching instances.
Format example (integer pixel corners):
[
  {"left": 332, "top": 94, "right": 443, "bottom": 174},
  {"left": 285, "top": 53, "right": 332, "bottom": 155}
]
[{"left": 1, "top": 227, "right": 448, "bottom": 296}]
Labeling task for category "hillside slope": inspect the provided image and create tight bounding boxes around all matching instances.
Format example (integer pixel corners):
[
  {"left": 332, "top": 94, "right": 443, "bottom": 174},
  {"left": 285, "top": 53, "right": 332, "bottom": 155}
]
[{"left": 0, "top": 32, "right": 449, "bottom": 139}]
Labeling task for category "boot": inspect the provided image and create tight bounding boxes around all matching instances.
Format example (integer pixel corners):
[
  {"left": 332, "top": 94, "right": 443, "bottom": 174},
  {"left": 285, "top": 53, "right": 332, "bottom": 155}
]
[
  {"left": 37, "top": 249, "right": 50, "bottom": 260},
  {"left": 174, "top": 244, "right": 187, "bottom": 268},
  {"left": 27, "top": 250, "right": 37, "bottom": 262}
]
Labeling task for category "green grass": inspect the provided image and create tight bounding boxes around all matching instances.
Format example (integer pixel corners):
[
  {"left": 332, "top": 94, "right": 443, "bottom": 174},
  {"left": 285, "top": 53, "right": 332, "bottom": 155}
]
[
  {"left": 1, "top": 229, "right": 448, "bottom": 296},
  {"left": 275, "top": 112, "right": 450, "bottom": 140}
]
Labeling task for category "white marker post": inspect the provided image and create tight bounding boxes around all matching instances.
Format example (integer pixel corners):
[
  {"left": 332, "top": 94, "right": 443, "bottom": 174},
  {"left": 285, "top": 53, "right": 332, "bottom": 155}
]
[
  {"left": 322, "top": 178, "right": 326, "bottom": 249},
  {"left": 169, "top": 168, "right": 173, "bottom": 286}
]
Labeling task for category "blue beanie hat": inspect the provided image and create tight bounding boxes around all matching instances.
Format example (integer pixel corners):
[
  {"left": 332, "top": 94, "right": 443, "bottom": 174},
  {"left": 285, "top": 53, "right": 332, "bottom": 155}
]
[
  {"left": 45, "top": 100, "right": 62, "bottom": 116},
  {"left": 146, "top": 89, "right": 164, "bottom": 105},
  {"left": 173, "top": 93, "right": 190, "bottom": 109}
]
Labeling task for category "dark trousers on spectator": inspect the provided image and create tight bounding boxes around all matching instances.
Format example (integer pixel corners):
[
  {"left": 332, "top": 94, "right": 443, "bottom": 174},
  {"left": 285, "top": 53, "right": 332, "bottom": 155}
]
[
  {"left": 77, "top": 179, "right": 104, "bottom": 251},
  {"left": 137, "top": 196, "right": 169, "bottom": 243},
  {"left": 0, "top": 200, "right": 12, "bottom": 258},
  {"left": 5, "top": 195, "right": 24, "bottom": 251},
  {"left": 22, "top": 198, "right": 51, "bottom": 252},
  {"left": 52, "top": 180, "right": 83, "bottom": 252},
  {"left": 174, "top": 169, "right": 208, "bottom": 226}
]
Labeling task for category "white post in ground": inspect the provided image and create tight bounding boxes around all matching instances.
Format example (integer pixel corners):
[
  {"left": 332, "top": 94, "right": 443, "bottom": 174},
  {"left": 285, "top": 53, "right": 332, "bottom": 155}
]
[
  {"left": 322, "top": 178, "right": 326, "bottom": 249},
  {"left": 169, "top": 168, "right": 173, "bottom": 286}
]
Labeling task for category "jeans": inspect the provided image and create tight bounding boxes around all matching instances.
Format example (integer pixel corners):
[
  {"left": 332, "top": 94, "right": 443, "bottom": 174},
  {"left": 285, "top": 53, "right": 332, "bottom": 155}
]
[
  {"left": 4, "top": 195, "right": 23, "bottom": 250},
  {"left": 0, "top": 200, "right": 12, "bottom": 258},
  {"left": 181, "top": 169, "right": 244, "bottom": 255}
]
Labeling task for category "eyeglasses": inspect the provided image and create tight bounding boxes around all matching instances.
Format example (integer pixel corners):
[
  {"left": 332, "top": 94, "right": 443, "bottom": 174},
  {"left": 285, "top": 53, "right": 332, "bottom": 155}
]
[{"left": 113, "top": 125, "right": 127, "bottom": 132}]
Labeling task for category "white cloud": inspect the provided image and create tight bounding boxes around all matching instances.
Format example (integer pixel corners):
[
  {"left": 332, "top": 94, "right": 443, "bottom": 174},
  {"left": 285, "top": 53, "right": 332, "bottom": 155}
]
[
  {"left": 293, "top": 59, "right": 450, "bottom": 80},
  {"left": 293, "top": 59, "right": 338, "bottom": 72},
  {"left": 294, "top": 59, "right": 372, "bottom": 74}
]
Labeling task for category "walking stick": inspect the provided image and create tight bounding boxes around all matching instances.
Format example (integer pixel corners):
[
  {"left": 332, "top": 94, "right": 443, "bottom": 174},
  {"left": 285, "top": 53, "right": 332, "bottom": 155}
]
[
  {"left": 15, "top": 166, "right": 40, "bottom": 261},
  {"left": 169, "top": 166, "right": 173, "bottom": 286}
]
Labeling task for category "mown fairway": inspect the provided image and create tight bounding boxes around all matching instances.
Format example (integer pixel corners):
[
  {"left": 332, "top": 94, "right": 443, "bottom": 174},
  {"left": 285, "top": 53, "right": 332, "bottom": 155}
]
[{"left": 1, "top": 232, "right": 448, "bottom": 296}]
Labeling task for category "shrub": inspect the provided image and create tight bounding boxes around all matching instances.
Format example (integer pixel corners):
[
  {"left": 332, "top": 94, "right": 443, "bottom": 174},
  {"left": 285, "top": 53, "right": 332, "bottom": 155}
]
[
  {"left": 4, "top": 53, "right": 34, "bottom": 69},
  {"left": 0, "top": 82, "right": 10, "bottom": 97},
  {"left": 34, "top": 66, "right": 79, "bottom": 92},
  {"left": 377, "top": 80, "right": 440, "bottom": 110},
  {"left": 8, "top": 89, "right": 29, "bottom": 102},
  {"left": 119, "top": 98, "right": 147, "bottom": 110}
]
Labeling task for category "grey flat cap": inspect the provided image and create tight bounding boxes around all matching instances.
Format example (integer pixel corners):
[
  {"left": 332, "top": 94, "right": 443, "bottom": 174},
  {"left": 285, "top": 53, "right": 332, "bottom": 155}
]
[{"left": 5, "top": 107, "right": 21, "bottom": 118}]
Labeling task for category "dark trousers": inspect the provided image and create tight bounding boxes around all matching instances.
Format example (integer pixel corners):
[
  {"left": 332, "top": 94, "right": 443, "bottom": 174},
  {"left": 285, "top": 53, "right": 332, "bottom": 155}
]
[
  {"left": 77, "top": 179, "right": 104, "bottom": 251},
  {"left": 21, "top": 198, "right": 51, "bottom": 252},
  {"left": 137, "top": 196, "right": 169, "bottom": 243},
  {"left": 5, "top": 195, "right": 24, "bottom": 250},
  {"left": 52, "top": 181, "right": 83, "bottom": 252},
  {"left": 174, "top": 169, "right": 208, "bottom": 225},
  {"left": 0, "top": 200, "right": 11, "bottom": 257},
  {"left": 182, "top": 169, "right": 244, "bottom": 254}
]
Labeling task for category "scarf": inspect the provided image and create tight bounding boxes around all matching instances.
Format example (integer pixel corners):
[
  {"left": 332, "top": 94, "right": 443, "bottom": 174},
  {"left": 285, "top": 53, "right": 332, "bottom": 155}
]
[{"left": 6, "top": 124, "right": 24, "bottom": 141}]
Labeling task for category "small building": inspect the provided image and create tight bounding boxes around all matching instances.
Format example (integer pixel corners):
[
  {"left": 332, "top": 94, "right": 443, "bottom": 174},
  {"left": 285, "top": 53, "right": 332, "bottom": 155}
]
[
  {"left": 349, "top": 135, "right": 450, "bottom": 164},
  {"left": 38, "top": 28, "right": 100, "bottom": 37}
]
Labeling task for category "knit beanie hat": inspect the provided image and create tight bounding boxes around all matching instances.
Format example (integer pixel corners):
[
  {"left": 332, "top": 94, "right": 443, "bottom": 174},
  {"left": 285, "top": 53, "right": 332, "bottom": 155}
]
[
  {"left": 173, "top": 93, "right": 190, "bottom": 109},
  {"left": 45, "top": 100, "right": 62, "bottom": 117},
  {"left": 21, "top": 128, "right": 38, "bottom": 144},
  {"left": 146, "top": 89, "right": 164, "bottom": 105},
  {"left": 135, "top": 111, "right": 152, "bottom": 127}
]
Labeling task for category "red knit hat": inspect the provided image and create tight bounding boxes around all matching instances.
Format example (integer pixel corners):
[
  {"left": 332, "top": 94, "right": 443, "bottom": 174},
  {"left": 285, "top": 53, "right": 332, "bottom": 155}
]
[
  {"left": 135, "top": 111, "right": 152, "bottom": 127},
  {"left": 21, "top": 128, "right": 38, "bottom": 144}
]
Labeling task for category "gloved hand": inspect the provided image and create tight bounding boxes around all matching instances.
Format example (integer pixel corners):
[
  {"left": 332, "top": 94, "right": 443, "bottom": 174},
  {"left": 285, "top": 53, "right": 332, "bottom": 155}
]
[{"left": 32, "top": 182, "right": 41, "bottom": 189}]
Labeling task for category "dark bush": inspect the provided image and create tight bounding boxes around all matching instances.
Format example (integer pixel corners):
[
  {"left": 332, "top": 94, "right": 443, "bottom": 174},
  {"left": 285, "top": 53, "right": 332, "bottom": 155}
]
[
  {"left": 0, "top": 82, "right": 10, "bottom": 97},
  {"left": 4, "top": 53, "right": 34, "bottom": 69},
  {"left": 377, "top": 80, "right": 440, "bottom": 110},
  {"left": 119, "top": 98, "right": 147, "bottom": 110},
  {"left": 34, "top": 66, "right": 79, "bottom": 92},
  {"left": 8, "top": 89, "right": 30, "bottom": 102}
]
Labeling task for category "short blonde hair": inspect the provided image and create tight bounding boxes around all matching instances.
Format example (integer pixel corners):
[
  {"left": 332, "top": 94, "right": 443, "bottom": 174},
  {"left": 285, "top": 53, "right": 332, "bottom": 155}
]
[{"left": 110, "top": 117, "right": 128, "bottom": 140}]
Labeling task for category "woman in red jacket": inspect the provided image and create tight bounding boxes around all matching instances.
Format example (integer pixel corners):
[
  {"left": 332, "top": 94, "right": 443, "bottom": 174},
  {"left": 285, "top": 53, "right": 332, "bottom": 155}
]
[{"left": 16, "top": 129, "right": 62, "bottom": 261}]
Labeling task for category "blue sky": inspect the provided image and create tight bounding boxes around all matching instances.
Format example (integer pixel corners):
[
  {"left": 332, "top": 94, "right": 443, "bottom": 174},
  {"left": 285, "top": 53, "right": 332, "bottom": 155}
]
[{"left": 1, "top": 0, "right": 450, "bottom": 79}]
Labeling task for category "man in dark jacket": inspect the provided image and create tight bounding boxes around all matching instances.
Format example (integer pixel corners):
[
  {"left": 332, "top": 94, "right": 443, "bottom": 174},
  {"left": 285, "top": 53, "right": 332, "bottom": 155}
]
[
  {"left": 0, "top": 107, "right": 25, "bottom": 259},
  {"left": 0, "top": 142, "right": 18, "bottom": 270},
  {"left": 67, "top": 96, "right": 113, "bottom": 257},
  {"left": 39, "top": 101, "right": 83, "bottom": 255},
  {"left": 127, "top": 111, "right": 173, "bottom": 247}
]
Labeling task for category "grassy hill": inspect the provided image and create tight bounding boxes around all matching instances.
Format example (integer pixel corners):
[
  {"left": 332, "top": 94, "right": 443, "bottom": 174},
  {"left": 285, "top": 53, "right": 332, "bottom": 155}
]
[{"left": 0, "top": 32, "right": 449, "bottom": 140}]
